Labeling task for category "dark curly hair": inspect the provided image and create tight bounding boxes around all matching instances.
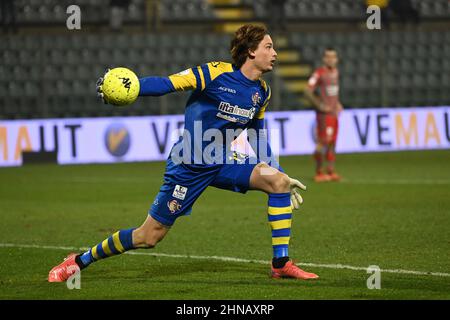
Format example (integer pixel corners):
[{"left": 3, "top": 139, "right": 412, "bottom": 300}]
[{"left": 230, "top": 24, "right": 268, "bottom": 69}]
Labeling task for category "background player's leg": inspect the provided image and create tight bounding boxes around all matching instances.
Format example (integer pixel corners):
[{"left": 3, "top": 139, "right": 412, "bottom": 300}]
[
  {"left": 314, "top": 113, "right": 330, "bottom": 182},
  {"left": 76, "top": 215, "right": 169, "bottom": 269},
  {"left": 314, "top": 143, "right": 325, "bottom": 173},
  {"left": 326, "top": 143, "right": 341, "bottom": 181},
  {"left": 326, "top": 117, "right": 340, "bottom": 181},
  {"left": 314, "top": 142, "right": 330, "bottom": 182},
  {"left": 326, "top": 143, "right": 336, "bottom": 174}
]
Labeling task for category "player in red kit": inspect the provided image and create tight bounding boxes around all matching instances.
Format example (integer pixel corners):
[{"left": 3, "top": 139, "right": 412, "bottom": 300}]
[{"left": 305, "top": 48, "right": 343, "bottom": 182}]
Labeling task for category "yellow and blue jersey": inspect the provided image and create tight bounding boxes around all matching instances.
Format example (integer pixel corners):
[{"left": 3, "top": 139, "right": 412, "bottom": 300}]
[
  {"left": 140, "top": 62, "right": 282, "bottom": 226},
  {"left": 139, "top": 61, "right": 272, "bottom": 166}
]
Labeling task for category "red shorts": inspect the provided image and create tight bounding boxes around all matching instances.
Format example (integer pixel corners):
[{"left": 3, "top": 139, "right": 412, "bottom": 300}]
[{"left": 316, "top": 113, "right": 338, "bottom": 144}]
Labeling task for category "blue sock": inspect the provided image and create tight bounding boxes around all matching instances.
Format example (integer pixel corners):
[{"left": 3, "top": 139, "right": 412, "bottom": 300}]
[
  {"left": 78, "top": 228, "right": 136, "bottom": 268},
  {"left": 268, "top": 193, "right": 292, "bottom": 259}
]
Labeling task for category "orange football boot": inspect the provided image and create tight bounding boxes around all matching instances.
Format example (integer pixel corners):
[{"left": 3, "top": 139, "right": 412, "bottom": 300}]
[
  {"left": 271, "top": 261, "right": 319, "bottom": 280},
  {"left": 328, "top": 171, "right": 341, "bottom": 181},
  {"left": 48, "top": 253, "right": 80, "bottom": 282},
  {"left": 314, "top": 172, "right": 331, "bottom": 182}
]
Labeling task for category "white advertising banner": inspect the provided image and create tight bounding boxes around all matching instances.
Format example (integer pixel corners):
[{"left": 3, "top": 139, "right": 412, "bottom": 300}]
[{"left": 0, "top": 106, "right": 449, "bottom": 167}]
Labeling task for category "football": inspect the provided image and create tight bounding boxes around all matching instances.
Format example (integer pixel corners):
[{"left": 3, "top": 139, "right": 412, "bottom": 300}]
[{"left": 101, "top": 67, "right": 140, "bottom": 106}]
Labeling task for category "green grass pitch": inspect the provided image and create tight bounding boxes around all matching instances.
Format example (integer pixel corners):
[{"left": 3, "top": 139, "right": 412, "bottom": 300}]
[{"left": 0, "top": 150, "right": 449, "bottom": 299}]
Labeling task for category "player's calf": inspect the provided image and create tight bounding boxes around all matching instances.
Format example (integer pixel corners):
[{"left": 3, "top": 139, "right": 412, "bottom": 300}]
[
  {"left": 313, "top": 142, "right": 326, "bottom": 176},
  {"left": 326, "top": 145, "right": 341, "bottom": 181},
  {"left": 133, "top": 217, "right": 170, "bottom": 249}
]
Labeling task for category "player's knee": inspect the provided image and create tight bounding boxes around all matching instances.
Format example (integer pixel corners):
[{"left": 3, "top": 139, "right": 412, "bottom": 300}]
[
  {"left": 269, "top": 172, "right": 290, "bottom": 193},
  {"left": 315, "top": 143, "right": 324, "bottom": 152}
]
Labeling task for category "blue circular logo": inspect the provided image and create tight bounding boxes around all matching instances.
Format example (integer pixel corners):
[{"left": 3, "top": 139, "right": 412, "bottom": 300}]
[{"left": 104, "top": 123, "right": 130, "bottom": 157}]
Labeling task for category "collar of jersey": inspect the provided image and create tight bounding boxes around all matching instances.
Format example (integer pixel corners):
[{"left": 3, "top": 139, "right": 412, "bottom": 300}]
[{"left": 233, "top": 67, "right": 261, "bottom": 86}]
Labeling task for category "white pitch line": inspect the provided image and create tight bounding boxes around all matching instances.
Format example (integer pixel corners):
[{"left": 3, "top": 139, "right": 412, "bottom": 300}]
[
  {"left": 340, "top": 179, "right": 450, "bottom": 185},
  {"left": 1, "top": 243, "right": 449, "bottom": 278}
]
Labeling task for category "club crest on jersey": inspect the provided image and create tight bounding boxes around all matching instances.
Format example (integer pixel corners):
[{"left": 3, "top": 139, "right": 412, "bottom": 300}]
[
  {"left": 167, "top": 199, "right": 182, "bottom": 214},
  {"left": 252, "top": 92, "right": 261, "bottom": 106},
  {"left": 172, "top": 185, "right": 188, "bottom": 200}
]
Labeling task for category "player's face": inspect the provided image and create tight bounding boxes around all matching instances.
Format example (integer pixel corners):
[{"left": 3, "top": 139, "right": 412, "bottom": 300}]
[
  {"left": 252, "top": 35, "right": 277, "bottom": 73},
  {"left": 323, "top": 50, "right": 338, "bottom": 69}
]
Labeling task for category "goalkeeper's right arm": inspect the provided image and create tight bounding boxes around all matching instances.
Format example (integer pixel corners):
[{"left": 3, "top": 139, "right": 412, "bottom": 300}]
[
  {"left": 139, "top": 67, "right": 201, "bottom": 96},
  {"left": 138, "top": 77, "right": 176, "bottom": 96},
  {"left": 97, "top": 65, "right": 203, "bottom": 103}
]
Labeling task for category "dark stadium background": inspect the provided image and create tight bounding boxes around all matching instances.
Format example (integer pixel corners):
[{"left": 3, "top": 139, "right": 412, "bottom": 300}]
[
  {"left": 1, "top": 0, "right": 449, "bottom": 119},
  {"left": 0, "top": 0, "right": 449, "bottom": 301}
]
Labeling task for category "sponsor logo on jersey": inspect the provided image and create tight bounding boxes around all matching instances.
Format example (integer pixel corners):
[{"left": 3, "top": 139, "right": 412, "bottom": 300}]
[
  {"left": 325, "top": 85, "right": 339, "bottom": 96},
  {"left": 218, "top": 86, "right": 237, "bottom": 94},
  {"left": 216, "top": 112, "right": 239, "bottom": 123},
  {"left": 167, "top": 199, "right": 182, "bottom": 214},
  {"left": 218, "top": 101, "right": 256, "bottom": 120},
  {"left": 172, "top": 185, "right": 188, "bottom": 200}
]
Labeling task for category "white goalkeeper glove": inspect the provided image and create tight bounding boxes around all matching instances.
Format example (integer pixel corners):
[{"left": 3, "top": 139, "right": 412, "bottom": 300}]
[
  {"left": 96, "top": 68, "right": 110, "bottom": 104},
  {"left": 289, "top": 177, "right": 306, "bottom": 210}
]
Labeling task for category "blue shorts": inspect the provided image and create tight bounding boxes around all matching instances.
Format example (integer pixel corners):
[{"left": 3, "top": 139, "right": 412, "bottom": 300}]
[{"left": 149, "top": 155, "right": 258, "bottom": 226}]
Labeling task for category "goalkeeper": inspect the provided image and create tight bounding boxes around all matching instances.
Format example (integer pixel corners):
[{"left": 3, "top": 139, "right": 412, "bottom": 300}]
[{"left": 48, "top": 24, "right": 318, "bottom": 281}]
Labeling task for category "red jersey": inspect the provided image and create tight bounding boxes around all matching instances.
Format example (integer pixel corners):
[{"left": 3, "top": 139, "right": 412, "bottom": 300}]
[{"left": 307, "top": 66, "right": 340, "bottom": 113}]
